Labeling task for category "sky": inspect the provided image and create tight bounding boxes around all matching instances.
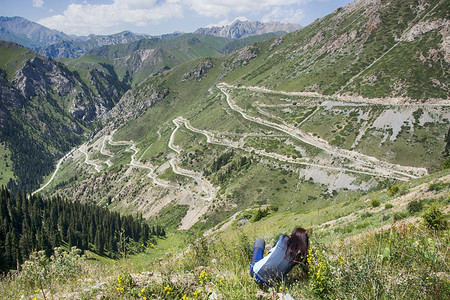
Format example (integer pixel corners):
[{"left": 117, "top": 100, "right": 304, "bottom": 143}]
[{"left": 1, "top": 0, "right": 354, "bottom": 36}]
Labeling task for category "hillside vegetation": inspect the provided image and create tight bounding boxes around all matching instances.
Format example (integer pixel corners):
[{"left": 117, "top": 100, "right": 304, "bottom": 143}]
[
  {"left": 36, "top": 0, "right": 450, "bottom": 232},
  {"left": 0, "top": 41, "right": 129, "bottom": 191},
  {"left": 1, "top": 169, "right": 448, "bottom": 299},
  {"left": 1, "top": 0, "right": 449, "bottom": 298},
  {"left": 62, "top": 33, "right": 286, "bottom": 86}
]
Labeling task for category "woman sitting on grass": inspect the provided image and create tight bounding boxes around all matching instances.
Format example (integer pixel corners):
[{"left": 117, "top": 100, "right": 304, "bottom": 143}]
[{"left": 250, "top": 227, "right": 309, "bottom": 286}]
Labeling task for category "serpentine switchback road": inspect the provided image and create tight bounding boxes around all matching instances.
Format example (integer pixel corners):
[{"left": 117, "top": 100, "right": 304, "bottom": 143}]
[{"left": 34, "top": 83, "right": 432, "bottom": 199}]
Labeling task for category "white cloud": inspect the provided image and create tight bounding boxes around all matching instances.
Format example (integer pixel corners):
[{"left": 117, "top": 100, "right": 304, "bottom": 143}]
[
  {"left": 38, "top": 0, "right": 313, "bottom": 35},
  {"left": 33, "top": 0, "right": 44, "bottom": 8},
  {"left": 38, "top": 0, "right": 183, "bottom": 35},
  {"left": 262, "top": 7, "right": 305, "bottom": 24},
  {"left": 186, "top": 0, "right": 309, "bottom": 17}
]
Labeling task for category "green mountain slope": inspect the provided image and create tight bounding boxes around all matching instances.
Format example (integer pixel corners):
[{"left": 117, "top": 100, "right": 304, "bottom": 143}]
[
  {"left": 39, "top": 0, "right": 449, "bottom": 232},
  {"left": 62, "top": 33, "right": 285, "bottom": 86},
  {"left": 0, "top": 41, "right": 128, "bottom": 191},
  {"left": 222, "top": 0, "right": 449, "bottom": 99},
  {"left": 61, "top": 34, "right": 228, "bottom": 86}
]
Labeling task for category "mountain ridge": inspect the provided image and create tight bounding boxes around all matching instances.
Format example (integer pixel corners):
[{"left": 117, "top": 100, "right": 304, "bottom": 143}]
[
  {"left": 194, "top": 19, "right": 302, "bottom": 39},
  {"left": 0, "top": 16, "right": 71, "bottom": 48}
]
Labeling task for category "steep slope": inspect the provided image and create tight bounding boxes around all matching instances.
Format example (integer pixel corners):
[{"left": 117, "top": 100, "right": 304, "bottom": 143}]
[
  {"left": 0, "top": 16, "right": 71, "bottom": 48},
  {"left": 223, "top": 0, "right": 449, "bottom": 99},
  {"left": 62, "top": 33, "right": 285, "bottom": 86},
  {"left": 194, "top": 20, "right": 302, "bottom": 38},
  {"left": 0, "top": 41, "right": 128, "bottom": 191},
  {"left": 41, "top": 0, "right": 449, "bottom": 231}
]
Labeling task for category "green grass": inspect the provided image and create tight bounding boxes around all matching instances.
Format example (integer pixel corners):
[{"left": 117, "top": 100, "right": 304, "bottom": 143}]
[
  {"left": 3, "top": 169, "right": 448, "bottom": 299},
  {"left": 0, "top": 41, "right": 36, "bottom": 80}
]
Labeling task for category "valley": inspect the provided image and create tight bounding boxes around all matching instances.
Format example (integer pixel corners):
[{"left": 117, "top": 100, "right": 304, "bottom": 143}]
[
  {"left": 38, "top": 81, "right": 449, "bottom": 230},
  {"left": 1, "top": 0, "right": 449, "bottom": 298}
]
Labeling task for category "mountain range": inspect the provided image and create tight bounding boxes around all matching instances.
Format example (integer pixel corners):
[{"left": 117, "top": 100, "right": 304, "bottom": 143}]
[
  {"left": 0, "top": 0, "right": 449, "bottom": 297},
  {"left": 0, "top": 16, "right": 71, "bottom": 48},
  {"left": 194, "top": 20, "right": 302, "bottom": 38},
  {"left": 0, "top": 16, "right": 300, "bottom": 59},
  {"left": 0, "top": 0, "right": 449, "bottom": 228},
  {"left": 0, "top": 40, "right": 128, "bottom": 191},
  {"left": 0, "top": 19, "right": 292, "bottom": 191}
]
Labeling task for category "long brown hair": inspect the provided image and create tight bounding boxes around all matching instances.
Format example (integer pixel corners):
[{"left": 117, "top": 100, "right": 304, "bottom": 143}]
[{"left": 285, "top": 228, "right": 309, "bottom": 264}]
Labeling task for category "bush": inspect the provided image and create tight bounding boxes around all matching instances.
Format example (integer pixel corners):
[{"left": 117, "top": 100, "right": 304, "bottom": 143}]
[
  {"left": 428, "top": 182, "right": 449, "bottom": 192},
  {"left": 18, "top": 247, "right": 84, "bottom": 290},
  {"left": 423, "top": 205, "right": 447, "bottom": 230},
  {"left": 441, "top": 158, "right": 450, "bottom": 170},
  {"left": 371, "top": 199, "right": 381, "bottom": 208},
  {"left": 388, "top": 185, "right": 400, "bottom": 196},
  {"left": 384, "top": 203, "right": 393, "bottom": 209},
  {"left": 360, "top": 212, "right": 372, "bottom": 219},
  {"left": 356, "top": 221, "right": 371, "bottom": 229},
  {"left": 307, "top": 243, "right": 333, "bottom": 298},
  {"left": 407, "top": 200, "right": 423, "bottom": 214}
]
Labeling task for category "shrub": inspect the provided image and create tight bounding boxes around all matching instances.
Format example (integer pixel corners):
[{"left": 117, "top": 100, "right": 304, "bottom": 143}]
[
  {"left": 428, "top": 182, "right": 449, "bottom": 192},
  {"left": 388, "top": 185, "right": 399, "bottom": 196},
  {"left": 356, "top": 221, "right": 370, "bottom": 229},
  {"left": 371, "top": 199, "right": 381, "bottom": 208},
  {"left": 307, "top": 243, "right": 333, "bottom": 298},
  {"left": 17, "top": 247, "right": 85, "bottom": 292},
  {"left": 441, "top": 158, "right": 450, "bottom": 170},
  {"left": 423, "top": 205, "right": 447, "bottom": 230},
  {"left": 360, "top": 212, "right": 372, "bottom": 219},
  {"left": 407, "top": 200, "right": 423, "bottom": 214},
  {"left": 384, "top": 203, "right": 393, "bottom": 209}
]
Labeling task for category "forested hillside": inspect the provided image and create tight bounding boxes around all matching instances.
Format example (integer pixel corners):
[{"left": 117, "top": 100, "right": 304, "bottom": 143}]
[{"left": 0, "top": 187, "right": 165, "bottom": 272}]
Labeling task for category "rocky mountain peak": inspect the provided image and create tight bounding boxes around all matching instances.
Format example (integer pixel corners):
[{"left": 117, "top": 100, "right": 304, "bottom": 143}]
[
  {"left": 194, "top": 20, "right": 302, "bottom": 39},
  {"left": 0, "top": 16, "right": 71, "bottom": 48}
]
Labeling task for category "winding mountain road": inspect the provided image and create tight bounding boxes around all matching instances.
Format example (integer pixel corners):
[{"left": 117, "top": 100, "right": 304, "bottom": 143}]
[{"left": 217, "top": 83, "right": 427, "bottom": 180}]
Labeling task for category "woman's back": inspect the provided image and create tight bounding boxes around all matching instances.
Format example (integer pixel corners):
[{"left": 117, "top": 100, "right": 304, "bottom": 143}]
[{"left": 252, "top": 235, "right": 294, "bottom": 284}]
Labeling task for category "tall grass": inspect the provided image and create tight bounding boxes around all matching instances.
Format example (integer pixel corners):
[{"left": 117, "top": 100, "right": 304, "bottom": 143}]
[{"left": 2, "top": 220, "right": 447, "bottom": 299}]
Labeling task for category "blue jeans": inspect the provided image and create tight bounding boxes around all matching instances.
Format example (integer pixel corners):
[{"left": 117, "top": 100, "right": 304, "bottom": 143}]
[{"left": 250, "top": 238, "right": 265, "bottom": 283}]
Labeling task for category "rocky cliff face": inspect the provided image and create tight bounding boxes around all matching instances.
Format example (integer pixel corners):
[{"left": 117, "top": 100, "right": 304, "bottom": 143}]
[
  {"left": 10, "top": 56, "right": 127, "bottom": 122},
  {"left": 194, "top": 20, "right": 302, "bottom": 39}
]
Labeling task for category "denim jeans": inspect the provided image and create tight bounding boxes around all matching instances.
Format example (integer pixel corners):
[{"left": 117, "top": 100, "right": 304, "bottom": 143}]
[{"left": 250, "top": 238, "right": 265, "bottom": 283}]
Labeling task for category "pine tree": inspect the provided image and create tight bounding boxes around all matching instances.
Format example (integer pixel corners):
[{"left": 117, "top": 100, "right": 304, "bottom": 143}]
[{"left": 94, "top": 228, "right": 104, "bottom": 254}]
